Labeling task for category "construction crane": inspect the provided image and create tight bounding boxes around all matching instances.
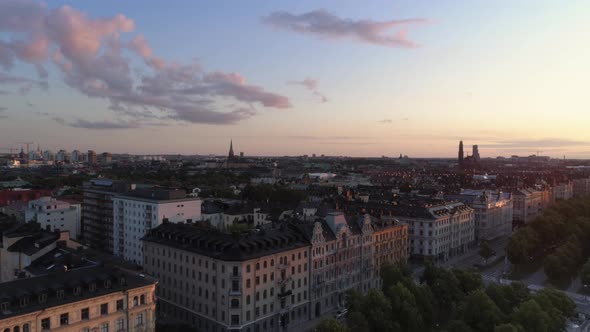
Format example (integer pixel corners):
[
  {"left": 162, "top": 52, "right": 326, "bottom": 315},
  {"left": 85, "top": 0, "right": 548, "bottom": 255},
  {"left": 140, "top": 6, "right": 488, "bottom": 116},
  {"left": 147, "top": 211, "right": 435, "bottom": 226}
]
[{"left": 18, "top": 142, "right": 34, "bottom": 153}]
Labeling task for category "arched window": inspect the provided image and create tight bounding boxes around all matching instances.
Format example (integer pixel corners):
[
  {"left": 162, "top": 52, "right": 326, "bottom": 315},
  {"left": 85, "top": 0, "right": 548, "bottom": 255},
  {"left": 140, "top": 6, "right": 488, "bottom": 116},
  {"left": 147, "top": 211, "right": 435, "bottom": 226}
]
[
  {"left": 13, "top": 326, "right": 20, "bottom": 332},
  {"left": 140, "top": 294, "right": 146, "bottom": 305},
  {"left": 133, "top": 296, "right": 138, "bottom": 306}
]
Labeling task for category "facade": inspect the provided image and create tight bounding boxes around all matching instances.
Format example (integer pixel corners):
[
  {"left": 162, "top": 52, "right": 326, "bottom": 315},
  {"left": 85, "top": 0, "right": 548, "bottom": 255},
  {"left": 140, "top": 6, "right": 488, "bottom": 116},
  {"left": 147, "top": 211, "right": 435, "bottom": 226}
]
[
  {"left": 512, "top": 187, "right": 551, "bottom": 225},
  {"left": 0, "top": 266, "right": 157, "bottom": 332},
  {"left": 113, "top": 188, "right": 201, "bottom": 264},
  {"left": 25, "top": 197, "right": 81, "bottom": 239},
  {"left": 101, "top": 152, "right": 113, "bottom": 163},
  {"left": 82, "top": 179, "right": 134, "bottom": 252},
  {"left": 143, "top": 222, "right": 310, "bottom": 332},
  {"left": 87, "top": 150, "right": 97, "bottom": 165},
  {"left": 71, "top": 150, "right": 82, "bottom": 163},
  {"left": 573, "top": 178, "right": 590, "bottom": 198},
  {"left": 552, "top": 182, "right": 574, "bottom": 202},
  {"left": 393, "top": 201, "right": 475, "bottom": 261},
  {"left": 0, "top": 189, "right": 52, "bottom": 207},
  {"left": 143, "top": 213, "right": 407, "bottom": 332},
  {"left": 0, "top": 223, "right": 61, "bottom": 282},
  {"left": 446, "top": 190, "right": 513, "bottom": 241}
]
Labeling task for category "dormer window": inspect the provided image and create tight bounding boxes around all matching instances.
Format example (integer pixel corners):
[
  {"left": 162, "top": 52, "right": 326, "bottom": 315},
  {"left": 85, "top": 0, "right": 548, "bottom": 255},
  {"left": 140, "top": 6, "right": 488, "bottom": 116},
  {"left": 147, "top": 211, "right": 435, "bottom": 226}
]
[
  {"left": 56, "top": 289, "right": 64, "bottom": 300},
  {"left": 89, "top": 283, "right": 96, "bottom": 292},
  {"left": 38, "top": 294, "right": 47, "bottom": 303},
  {"left": 119, "top": 276, "right": 127, "bottom": 286},
  {"left": 73, "top": 286, "right": 81, "bottom": 296},
  {"left": 0, "top": 302, "right": 8, "bottom": 311},
  {"left": 19, "top": 297, "right": 29, "bottom": 307},
  {"left": 104, "top": 280, "right": 111, "bottom": 288}
]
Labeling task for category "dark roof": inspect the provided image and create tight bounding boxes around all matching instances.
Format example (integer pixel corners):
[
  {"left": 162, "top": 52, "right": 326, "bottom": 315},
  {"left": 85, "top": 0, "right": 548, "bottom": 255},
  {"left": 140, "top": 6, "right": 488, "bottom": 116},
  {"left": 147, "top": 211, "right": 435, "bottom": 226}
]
[
  {"left": 143, "top": 222, "right": 309, "bottom": 261},
  {"left": 0, "top": 265, "right": 156, "bottom": 320},
  {"left": 6, "top": 232, "right": 59, "bottom": 256}
]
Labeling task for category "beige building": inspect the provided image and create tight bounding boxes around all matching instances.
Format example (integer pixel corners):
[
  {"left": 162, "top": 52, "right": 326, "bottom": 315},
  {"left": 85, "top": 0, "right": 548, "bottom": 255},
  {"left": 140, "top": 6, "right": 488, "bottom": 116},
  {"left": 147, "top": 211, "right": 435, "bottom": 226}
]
[
  {"left": 303, "top": 212, "right": 407, "bottom": 319},
  {"left": 143, "top": 222, "right": 310, "bottom": 332},
  {"left": 0, "top": 266, "right": 157, "bottom": 332},
  {"left": 512, "top": 187, "right": 552, "bottom": 225},
  {"left": 394, "top": 201, "right": 475, "bottom": 261}
]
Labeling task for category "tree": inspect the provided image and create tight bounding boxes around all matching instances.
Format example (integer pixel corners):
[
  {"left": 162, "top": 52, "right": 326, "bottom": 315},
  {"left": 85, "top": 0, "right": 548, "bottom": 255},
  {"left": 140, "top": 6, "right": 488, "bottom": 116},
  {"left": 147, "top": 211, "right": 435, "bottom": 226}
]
[
  {"left": 360, "top": 290, "right": 396, "bottom": 331},
  {"left": 543, "top": 254, "right": 566, "bottom": 282},
  {"left": 479, "top": 241, "right": 495, "bottom": 264},
  {"left": 581, "top": 258, "right": 590, "bottom": 286},
  {"left": 315, "top": 318, "right": 348, "bottom": 332},
  {"left": 445, "top": 320, "right": 473, "bottom": 332},
  {"left": 346, "top": 311, "right": 370, "bottom": 332},
  {"left": 493, "top": 324, "right": 521, "bottom": 332},
  {"left": 512, "top": 300, "right": 551, "bottom": 332},
  {"left": 460, "top": 290, "right": 503, "bottom": 332},
  {"left": 453, "top": 269, "right": 484, "bottom": 295}
]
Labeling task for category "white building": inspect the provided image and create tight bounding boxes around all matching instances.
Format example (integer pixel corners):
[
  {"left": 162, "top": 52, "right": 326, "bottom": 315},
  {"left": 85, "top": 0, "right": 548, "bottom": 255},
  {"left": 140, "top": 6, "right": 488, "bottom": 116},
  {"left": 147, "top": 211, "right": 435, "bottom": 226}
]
[
  {"left": 43, "top": 150, "right": 54, "bottom": 161},
  {"left": 56, "top": 149, "right": 70, "bottom": 162},
  {"left": 113, "top": 190, "right": 202, "bottom": 264},
  {"left": 573, "top": 178, "right": 590, "bottom": 198},
  {"left": 394, "top": 201, "right": 475, "bottom": 261},
  {"left": 448, "top": 190, "right": 513, "bottom": 241},
  {"left": 25, "top": 197, "right": 81, "bottom": 239},
  {"left": 552, "top": 182, "right": 574, "bottom": 202}
]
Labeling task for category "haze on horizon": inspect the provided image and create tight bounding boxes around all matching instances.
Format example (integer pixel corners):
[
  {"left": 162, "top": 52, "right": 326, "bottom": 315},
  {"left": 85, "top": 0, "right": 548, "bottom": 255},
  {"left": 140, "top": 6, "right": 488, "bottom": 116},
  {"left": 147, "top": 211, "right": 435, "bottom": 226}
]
[{"left": 0, "top": 0, "right": 589, "bottom": 158}]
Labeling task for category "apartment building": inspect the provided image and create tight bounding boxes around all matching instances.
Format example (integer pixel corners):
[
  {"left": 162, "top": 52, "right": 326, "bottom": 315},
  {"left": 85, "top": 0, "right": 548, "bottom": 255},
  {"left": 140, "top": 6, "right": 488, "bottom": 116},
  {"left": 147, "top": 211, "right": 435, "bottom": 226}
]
[
  {"left": 512, "top": 187, "right": 551, "bottom": 225},
  {"left": 0, "top": 266, "right": 157, "bottom": 332},
  {"left": 573, "top": 178, "right": 590, "bottom": 198},
  {"left": 552, "top": 182, "right": 574, "bottom": 202},
  {"left": 143, "top": 222, "right": 310, "bottom": 332},
  {"left": 25, "top": 197, "right": 81, "bottom": 239},
  {"left": 113, "top": 188, "right": 201, "bottom": 264},
  {"left": 393, "top": 201, "right": 475, "bottom": 261},
  {"left": 446, "top": 190, "right": 513, "bottom": 241},
  {"left": 83, "top": 179, "right": 134, "bottom": 252}
]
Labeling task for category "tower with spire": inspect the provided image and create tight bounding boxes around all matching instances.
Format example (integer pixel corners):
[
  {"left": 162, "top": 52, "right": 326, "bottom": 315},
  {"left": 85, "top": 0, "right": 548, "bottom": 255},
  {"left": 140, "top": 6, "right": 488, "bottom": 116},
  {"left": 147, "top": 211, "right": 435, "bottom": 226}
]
[
  {"left": 228, "top": 139, "right": 235, "bottom": 161},
  {"left": 458, "top": 140, "right": 464, "bottom": 165}
]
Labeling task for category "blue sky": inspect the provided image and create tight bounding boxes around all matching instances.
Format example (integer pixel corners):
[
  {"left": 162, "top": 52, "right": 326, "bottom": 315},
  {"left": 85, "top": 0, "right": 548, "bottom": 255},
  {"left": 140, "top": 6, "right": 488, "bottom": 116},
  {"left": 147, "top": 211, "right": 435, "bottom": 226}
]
[{"left": 1, "top": 0, "right": 589, "bottom": 157}]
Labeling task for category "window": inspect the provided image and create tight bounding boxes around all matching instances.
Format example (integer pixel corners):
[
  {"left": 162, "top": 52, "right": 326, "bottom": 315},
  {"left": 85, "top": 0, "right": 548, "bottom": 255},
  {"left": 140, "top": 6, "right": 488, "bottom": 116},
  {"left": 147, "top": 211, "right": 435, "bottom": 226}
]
[
  {"left": 140, "top": 294, "right": 146, "bottom": 305},
  {"left": 81, "top": 307, "right": 90, "bottom": 320},
  {"left": 133, "top": 296, "right": 138, "bottom": 306},
  {"left": 23, "top": 324, "right": 30, "bottom": 332},
  {"left": 232, "top": 280, "right": 239, "bottom": 292},
  {"left": 231, "top": 314, "right": 240, "bottom": 325},
  {"left": 231, "top": 299, "right": 240, "bottom": 308},
  {"left": 116, "top": 299, "right": 124, "bottom": 311},
  {"left": 101, "top": 323, "right": 109, "bottom": 332},
  {"left": 60, "top": 313, "right": 69, "bottom": 326},
  {"left": 136, "top": 313, "right": 144, "bottom": 326},
  {"left": 73, "top": 286, "right": 81, "bottom": 296},
  {"left": 100, "top": 303, "right": 108, "bottom": 315},
  {"left": 247, "top": 264, "right": 251, "bottom": 273},
  {"left": 41, "top": 318, "right": 50, "bottom": 330},
  {"left": 117, "top": 319, "right": 124, "bottom": 330},
  {"left": 246, "top": 279, "right": 251, "bottom": 288}
]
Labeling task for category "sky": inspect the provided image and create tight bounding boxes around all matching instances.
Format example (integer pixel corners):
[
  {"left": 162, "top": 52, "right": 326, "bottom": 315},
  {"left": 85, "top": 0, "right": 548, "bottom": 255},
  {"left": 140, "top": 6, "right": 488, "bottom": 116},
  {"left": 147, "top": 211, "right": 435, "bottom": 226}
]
[{"left": 0, "top": 0, "right": 589, "bottom": 158}]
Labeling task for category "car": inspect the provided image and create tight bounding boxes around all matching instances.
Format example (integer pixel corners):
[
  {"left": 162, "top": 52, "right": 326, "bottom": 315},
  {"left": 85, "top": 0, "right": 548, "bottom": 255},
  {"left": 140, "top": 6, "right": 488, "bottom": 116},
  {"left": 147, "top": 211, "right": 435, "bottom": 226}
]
[{"left": 335, "top": 309, "right": 348, "bottom": 320}]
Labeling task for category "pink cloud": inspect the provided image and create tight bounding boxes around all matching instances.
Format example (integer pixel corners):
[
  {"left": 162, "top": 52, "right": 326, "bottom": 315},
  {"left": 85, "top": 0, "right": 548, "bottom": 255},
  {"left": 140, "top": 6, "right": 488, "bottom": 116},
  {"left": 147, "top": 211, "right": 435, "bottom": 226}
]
[
  {"left": 263, "top": 9, "right": 427, "bottom": 48},
  {"left": 288, "top": 77, "right": 328, "bottom": 103},
  {"left": 0, "top": 0, "right": 291, "bottom": 125}
]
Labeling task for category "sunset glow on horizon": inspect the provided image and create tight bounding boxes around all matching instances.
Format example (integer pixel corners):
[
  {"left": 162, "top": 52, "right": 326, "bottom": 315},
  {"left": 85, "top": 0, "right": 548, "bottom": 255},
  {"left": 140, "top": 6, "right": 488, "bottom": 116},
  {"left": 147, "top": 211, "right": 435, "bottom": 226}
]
[{"left": 1, "top": 0, "right": 589, "bottom": 158}]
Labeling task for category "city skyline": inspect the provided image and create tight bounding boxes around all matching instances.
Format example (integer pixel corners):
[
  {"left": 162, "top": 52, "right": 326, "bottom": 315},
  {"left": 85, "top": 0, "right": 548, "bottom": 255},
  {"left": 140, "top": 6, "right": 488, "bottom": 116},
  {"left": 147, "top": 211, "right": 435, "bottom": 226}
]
[{"left": 1, "top": 1, "right": 589, "bottom": 158}]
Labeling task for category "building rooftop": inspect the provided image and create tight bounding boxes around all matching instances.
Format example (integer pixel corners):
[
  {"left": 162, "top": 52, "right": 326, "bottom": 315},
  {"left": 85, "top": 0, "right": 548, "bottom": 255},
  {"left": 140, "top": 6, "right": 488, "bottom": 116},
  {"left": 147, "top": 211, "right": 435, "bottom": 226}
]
[
  {"left": 0, "top": 265, "right": 156, "bottom": 320},
  {"left": 143, "top": 222, "right": 309, "bottom": 261}
]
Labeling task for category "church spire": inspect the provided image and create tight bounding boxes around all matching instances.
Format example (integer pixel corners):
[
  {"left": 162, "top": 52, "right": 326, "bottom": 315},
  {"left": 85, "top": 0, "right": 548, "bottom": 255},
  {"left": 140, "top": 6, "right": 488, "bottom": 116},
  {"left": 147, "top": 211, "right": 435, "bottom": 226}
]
[{"left": 228, "top": 139, "right": 235, "bottom": 159}]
